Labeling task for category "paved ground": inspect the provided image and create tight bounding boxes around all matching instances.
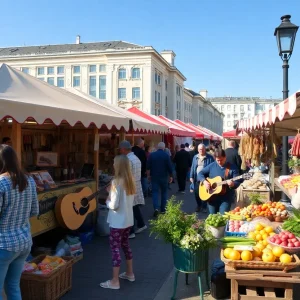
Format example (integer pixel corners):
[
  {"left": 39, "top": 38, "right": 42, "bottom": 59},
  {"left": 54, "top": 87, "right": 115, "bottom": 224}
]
[{"left": 63, "top": 182, "right": 300, "bottom": 300}]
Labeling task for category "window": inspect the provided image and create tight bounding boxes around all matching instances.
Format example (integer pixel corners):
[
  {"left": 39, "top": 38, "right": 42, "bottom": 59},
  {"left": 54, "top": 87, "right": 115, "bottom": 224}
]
[
  {"left": 132, "top": 87, "right": 140, "bottom": 99},
  {"left": 118, "top": 68, "right": 126, "bottom": 79},
  {"left": 165, "top": 80, "right": 168, "bottom": 90},
  {"left": 221, "top": 105, "right": 224, "bottom": 111},
  {"left": 37, "top": 67, "right": 44, "bottom": 75},
  {"left": 89, "top": 65, "right": 97, "bottom": 73},
  {"left": 176, "top": 85, "right": 181, "bottom": 96},
  {"left": 99, "top": 75, "right": 106, "bottom": 99},
  {"left": 73, "top": 76, "right": 80, "bottom": 87},
  {"left": 132, "top": 68, "right": 140, "bottom": 79},
  {"left": 22, "top": 67, "right": 29, "bottom": 74},
  {"left": 233, "top": 105, "right": 237, "bottom": 112},
  {"left": 73, "top": 66, "right": 81, "bottom": 74},
  {"left": 47, "top": 67, "right": 54, "bottom": 75},
  {"left": 248, "top": 104, "right": 251, "bottom": 110},
  {"left": 118, "top": 88, "right": 126, "bottom": 99},
  {"left": 89, "top": 76, "right": 97, "bottom": 97},
  {"left": 99, "top": 64, "right": 106, "bottom": 72},
  {"left": 165, "top": 96, "right": 168, "bottom": 106},
  {"left": 155, "top": 71, "right": 161, "bottom": 84},
  {"left": 227, "top": 105, "right": 231, "bottom": 111},
  {"left": 227, "top": 121, "right": 231, "bottom": 127},
  {"left": 165, "top": 96, "right": 168, "bottom": 117},
  {"left": 57, "top": 66, "right": 64, "bottom": 74},
  {"left": 240, "top": 105, "right": 244, "bottom": 112},
  {"left": 57, "top": 77, "right": 64, "bottom": 88},
  {"left": 47, "top": 77, "right": 54, "bottom": 85},
  {"left": 227, "top": 114, "right": 230, "bottom": 118}
]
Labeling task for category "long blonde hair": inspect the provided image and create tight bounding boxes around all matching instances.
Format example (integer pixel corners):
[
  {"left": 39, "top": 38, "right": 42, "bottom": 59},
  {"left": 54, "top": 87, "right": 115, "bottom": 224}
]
[{"left": 113, "top": 155, "right": 136, "bottom": 195}]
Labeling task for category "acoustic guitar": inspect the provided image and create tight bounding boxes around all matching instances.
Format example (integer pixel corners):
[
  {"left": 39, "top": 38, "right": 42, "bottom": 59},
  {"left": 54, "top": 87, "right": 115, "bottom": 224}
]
[
  {"left": 199, "top": 172, "right": 253, "bottom": 201},
  {"left": 55, "top": 182, "right": 111, "bottom": 230}
]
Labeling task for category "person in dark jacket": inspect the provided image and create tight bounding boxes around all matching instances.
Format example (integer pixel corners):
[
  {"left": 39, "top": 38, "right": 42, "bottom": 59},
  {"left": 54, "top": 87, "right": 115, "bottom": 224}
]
[
  {"left": 173, "top": 144, "right": 191, "bottom": 193},
  {"left": 132, "top": 138, "right": 148, "bottom": 196},
  {"left": 147, "top": 142, "right": 173, "bottom": 217},
  {"left": 225, "top": 140, "right": 242, "bottom": 174},
  {"left": 190, "top": 144, "right": 214, "bottom": 212},
  {"left": 198, "top": 149, "right": 241, "bottom": 214}
]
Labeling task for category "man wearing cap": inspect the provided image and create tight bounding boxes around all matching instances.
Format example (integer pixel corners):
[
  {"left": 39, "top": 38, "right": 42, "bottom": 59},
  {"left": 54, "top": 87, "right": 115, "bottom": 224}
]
[
  {"left": 119, "top": 141, "right": 147, "bottom": 239},
  {"left": 147, "top": 142, "right": 173, "bottom": 217}
]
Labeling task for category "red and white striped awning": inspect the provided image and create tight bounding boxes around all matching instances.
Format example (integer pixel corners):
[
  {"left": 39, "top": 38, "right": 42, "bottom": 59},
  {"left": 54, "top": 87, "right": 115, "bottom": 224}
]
[{"left": 237, "top": 91, "right": 300, "bottom": 134}]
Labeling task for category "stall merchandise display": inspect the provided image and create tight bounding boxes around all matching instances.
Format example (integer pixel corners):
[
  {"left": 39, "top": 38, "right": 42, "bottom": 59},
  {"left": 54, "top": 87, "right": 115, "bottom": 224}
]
[
  {"left": 282, "top": 208, "right": 300, "bottom": 237},
  {"left": 23, "top": 256, "right": 66, "bottom": 275},
  {"left": 241, "top": 171, "right": 268, "bottom": 190}
]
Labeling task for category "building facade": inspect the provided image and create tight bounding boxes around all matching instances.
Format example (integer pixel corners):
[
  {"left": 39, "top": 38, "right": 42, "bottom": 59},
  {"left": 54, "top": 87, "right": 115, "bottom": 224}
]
[
  {"left": 0, "top": 37, "right": 224, "bottom": 134},
  {"left": 207, "top": 96, "right": 281, "bottom": 132}
]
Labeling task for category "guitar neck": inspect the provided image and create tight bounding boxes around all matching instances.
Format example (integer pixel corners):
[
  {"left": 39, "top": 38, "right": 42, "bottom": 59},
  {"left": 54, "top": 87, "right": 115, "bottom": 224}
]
[
  {"left": 86, "top": 181, "right": 112, "bottom": 202},
  {"left": 218, "top": 175, "right": 243, "bottom": 186}
]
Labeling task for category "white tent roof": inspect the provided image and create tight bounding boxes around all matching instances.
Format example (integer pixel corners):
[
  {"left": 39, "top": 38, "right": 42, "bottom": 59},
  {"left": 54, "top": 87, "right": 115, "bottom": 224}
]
[
  {"left": 66, "top": 88, "right": 167, "bottom": 133},
  {"left": 0, "top": 63, "right": 165, "bottom": 133}
]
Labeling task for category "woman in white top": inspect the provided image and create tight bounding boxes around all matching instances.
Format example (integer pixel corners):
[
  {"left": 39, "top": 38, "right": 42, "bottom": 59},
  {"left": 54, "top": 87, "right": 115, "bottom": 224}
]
[{"left": 100, "top": 154, "right": 136, "bottom": 290}]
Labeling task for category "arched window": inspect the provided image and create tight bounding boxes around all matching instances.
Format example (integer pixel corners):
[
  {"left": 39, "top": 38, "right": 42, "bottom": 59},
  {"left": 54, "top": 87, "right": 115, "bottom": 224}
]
[
  {"left": 132, "top": 68, "right": 140, "bottom": 79},
  {"left": 118, "top": 68, "right": 126, "bottom": 79}
]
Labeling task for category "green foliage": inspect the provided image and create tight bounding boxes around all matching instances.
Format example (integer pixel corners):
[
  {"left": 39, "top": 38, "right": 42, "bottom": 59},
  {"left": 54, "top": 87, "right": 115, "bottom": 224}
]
[
  {"left": 282, "top": 208, "right": 300, "bottom": 237},
  {"left": 205, "top": 213, "right": 228, "bottom": 227},
  {"left": 288, "top": 158, "right": 300, "bottom": 168},
  {"left": 150, "top": 197, "right": 216, "bottom": 250},
  {"left": 249, "top": 193, "right": 263, "bottom": 205}
]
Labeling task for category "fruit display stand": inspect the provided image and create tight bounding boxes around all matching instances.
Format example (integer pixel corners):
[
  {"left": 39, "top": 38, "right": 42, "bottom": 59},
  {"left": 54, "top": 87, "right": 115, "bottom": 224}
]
[
  {"left": 241, "top": 187, "right": 271, "bottom": 205},
  {"left": 225, "top": 264, "right": 300, "bottom": 300}
]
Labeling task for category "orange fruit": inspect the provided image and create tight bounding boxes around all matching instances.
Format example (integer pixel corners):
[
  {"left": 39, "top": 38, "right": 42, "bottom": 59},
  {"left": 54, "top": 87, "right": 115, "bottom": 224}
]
[
  {"left": 248, "top": 232, "right": 256, "bottom": 239},
  {"left": 262, "top": 248, "right": 273, "bottom": 254},
  {"left": 252, "top": 247, "right": 262, "bottom": 258},
  {"left": 229, "top": 250, "right": 241, "bottom": 260},
  {"left": 260, "top": 230, "right": 266, "bottom": 235},
  {"left": 262, "top": 233, "right": 269, "bottom": 240},
  {"left": 256, "top": 243, "right": 265, "bottom": 251},
  {"left": 256, "top": 234, "right": 262, "bottom": 241},
  {"left": 262, "top": 252, "right": 276, "bottom": 263},
  {"left": 280, "top": 254, "right": 292, "bottom": 264},
  {"left": 265, "top": 226, "right": 273, "bottom": 234},
  {"left": 272, "top": 246, "right": 285, "bottom": 258},
  {"left": 255, "top": 223, "right": 264, "bottom": 231},
  {"left": 224, "top": 248, "right": 233, "bottom": 259},
  {"left": 241, "top": 250, "right": 253, "bottom": 261},
  {"left": 262, "top": 240, "right": 268, "bottom": 246}
]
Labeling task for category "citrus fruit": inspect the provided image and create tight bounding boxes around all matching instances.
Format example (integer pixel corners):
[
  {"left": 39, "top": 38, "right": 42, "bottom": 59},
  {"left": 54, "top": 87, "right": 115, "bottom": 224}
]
[
  {"left": 280, "top": 254, "right": 292, "bottom": 264},
  {"left": 272, "top": 246, "right": 285, "bottom": 258},
  {"left": 255, "top": 223, "right": 264, "bottom": 231},
  {"left": 260, "top": 230, "right": 266, "bottom": 235},
  {"left": 269, "top": 232, "right": 276, "bottom": 237},
  {"left": 262, "top": 240, "right": 268, "bottom": 246},
  {"left": 224, "top": 248, "right": 233, "bottom": 259},
  {"left": 265, "top": 226, "right": 273, "bottom": 234},
  {"left": 241, "top": 250, "right": 253, "bottom": 261},
  {"left": 262, "top": 248, "right": 273, "bottom": 254},
  {"left": 262, "top": 252, "right": 276, "bottom": 262},
  {"left": 252, "top": 247, "right": 262, "bottom": 258},
  {"left": 256, "top": 234, "right": 262, "bottom": 241},
  {"left": 266, "top": 244, "right": 273, "bottom": 250},
  {"left": 248, "top": 232, "right": 256, "bottom": 239},
  {"left": 256, "top": 243, "right": 265, "bottom": 251},
  {"left": 229, "top": 250, "right": 241, "bottom": 260},
  {"left": 262, "top": 233, "right": 269, "bottom": 240}
]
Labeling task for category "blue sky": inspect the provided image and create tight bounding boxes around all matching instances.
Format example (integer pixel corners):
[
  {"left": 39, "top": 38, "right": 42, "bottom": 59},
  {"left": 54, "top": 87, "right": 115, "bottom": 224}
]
[{"left": 1, "top": 0, "right": 300, "bottom": 98}]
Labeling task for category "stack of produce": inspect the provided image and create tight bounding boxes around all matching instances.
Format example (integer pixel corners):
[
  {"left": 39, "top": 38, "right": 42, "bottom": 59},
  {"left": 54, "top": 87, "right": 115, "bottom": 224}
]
[
  {"left": 222, "top": 223, "right": 295, "bottom": 264},
  {"left": 23, "top": 256, "right": 67, "bottom": 275},
  {"left": 226, "top": 201, "right": 288, "bottom": 222},
  {"left": 279, "top": 174, "right": 300, "bottom": 189},
  {"left": 205, "top": 213, "right": 227, "bottom": 228},
  {"left": 242, "top": 172, "right": 268, "bottom": 190},
  {"left": 282, "top": 209, "right": 300, "bottom": 237}
]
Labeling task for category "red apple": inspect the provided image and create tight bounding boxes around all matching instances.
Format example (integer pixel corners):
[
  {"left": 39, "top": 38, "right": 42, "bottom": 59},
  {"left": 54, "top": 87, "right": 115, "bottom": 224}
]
[
  {"left": 281, "top": 235, "right": 288, "bottom": 241},
  {"left": 275, "top": 239, "right": 282, "bottom": 245},
  {"left": 291, "top": 238, "right": 297, "bottom": 243},
  {"left": 294, "top": 241, "right": 300, "bottom": 247},
  {"left": 270, "top": 237, "right": 276, "bottom": 243},
  {"left": 281, "top": 241, "right": 288, "bottom": 247},
  {"left": 288, "top": 243, "right": 294, "bottom": 248},
  {"left": 288, "top": 233, "right": 295, "bottom": 239}
]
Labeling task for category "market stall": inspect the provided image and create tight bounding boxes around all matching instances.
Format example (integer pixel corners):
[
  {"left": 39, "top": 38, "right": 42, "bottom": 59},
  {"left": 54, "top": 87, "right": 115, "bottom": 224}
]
[{"left": 0, "top": 63, "right": 167, "bottom": 237}]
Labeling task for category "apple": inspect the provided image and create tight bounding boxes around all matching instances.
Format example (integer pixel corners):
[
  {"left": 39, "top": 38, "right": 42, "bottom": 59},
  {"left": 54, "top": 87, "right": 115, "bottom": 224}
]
[
  {"left": 270, "top": 237, "right": 276, "bottom": 243},
  {"left": 288, "top": 243, "right": 294, "bottom": 248},
  {"left": 275, "top": 239, "right": 282, "bottom": 244},
  {"left": 294, "top": 241, "right": 300, "bottom": 247},
  {"left": 291, "top": 238, "right": 297, "bottom": 243},
  {"left": 281, "top": 241, "right": 288, "bottom": 247},
  {"left": 288, "top": 233, "right": 295, "bottom": 239},
  {"left": 281, "top": 235, "right": 288, "bottom": 241}
]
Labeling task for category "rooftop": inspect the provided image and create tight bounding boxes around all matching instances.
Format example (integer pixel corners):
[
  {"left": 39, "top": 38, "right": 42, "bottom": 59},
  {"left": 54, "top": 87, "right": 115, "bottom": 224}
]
[
  {"left": 208, "top": 96, "right": 281, "bottom": 103},
  {"left": 0, "top": 40, "right": 144, "bottom": 57}
]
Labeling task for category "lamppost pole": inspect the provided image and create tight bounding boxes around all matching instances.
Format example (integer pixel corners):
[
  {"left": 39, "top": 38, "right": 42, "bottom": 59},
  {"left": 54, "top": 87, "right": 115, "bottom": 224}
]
[{"left": 274, "top": 15, "right": 298, "bottom": 202}]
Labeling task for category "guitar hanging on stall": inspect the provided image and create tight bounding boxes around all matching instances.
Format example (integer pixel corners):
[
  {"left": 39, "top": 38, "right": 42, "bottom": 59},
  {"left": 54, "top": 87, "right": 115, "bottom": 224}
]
[
  {"left": 199, "top": 172, "right": 253, "bottom": 201},
  {"left": 55, "top": 182, "right": 111, "bottom": 230}
]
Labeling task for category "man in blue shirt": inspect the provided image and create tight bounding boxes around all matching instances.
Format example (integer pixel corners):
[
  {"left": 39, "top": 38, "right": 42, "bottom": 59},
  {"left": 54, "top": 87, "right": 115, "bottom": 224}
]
[
  {"left": 147, "top": 142, "right": 173, "bottom": 217},
  {"left": 190, "top": 144, "right": 214, "bottom": 213},
  {"left": 198, "top": 149, "right": 241, "bottom": 214}
]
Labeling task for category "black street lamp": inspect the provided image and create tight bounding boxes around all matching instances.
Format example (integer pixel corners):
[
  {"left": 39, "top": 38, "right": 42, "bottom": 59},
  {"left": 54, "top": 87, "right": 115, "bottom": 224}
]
[{"left": 274, "top": 15, "right": 298, "bottom": 202}]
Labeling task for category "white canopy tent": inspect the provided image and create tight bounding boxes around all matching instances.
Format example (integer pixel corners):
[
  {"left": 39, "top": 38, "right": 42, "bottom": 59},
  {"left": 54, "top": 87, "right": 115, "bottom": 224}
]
[{"left": 0, "top": 63, "right": 167, "bottom": 133}]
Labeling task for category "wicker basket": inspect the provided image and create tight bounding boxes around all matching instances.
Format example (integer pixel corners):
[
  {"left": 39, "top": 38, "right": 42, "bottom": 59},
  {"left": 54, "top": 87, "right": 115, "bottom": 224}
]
[
  {"left": 220, "top": 249, "right": 300, "bottom": 272},
  {"left": 21, "top": 255, "right": 74, "bottom": 300}
]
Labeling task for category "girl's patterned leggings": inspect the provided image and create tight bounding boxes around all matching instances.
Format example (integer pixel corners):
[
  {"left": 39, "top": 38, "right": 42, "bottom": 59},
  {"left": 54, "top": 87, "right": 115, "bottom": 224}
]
[{"left": 109, "top": 227, "right": 133, "bottom": 267}]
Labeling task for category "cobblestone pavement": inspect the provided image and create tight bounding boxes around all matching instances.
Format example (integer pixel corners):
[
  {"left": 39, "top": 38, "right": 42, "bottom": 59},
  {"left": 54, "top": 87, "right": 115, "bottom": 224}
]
[{"left": 63, "top": 182, "right": 300, "bottom": 300}]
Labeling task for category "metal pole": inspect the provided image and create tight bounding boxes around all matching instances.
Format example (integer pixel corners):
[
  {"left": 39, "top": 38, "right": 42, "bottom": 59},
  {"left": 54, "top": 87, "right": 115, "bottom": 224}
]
[{"left": 281, "top": 56, "right": 289, "bottom": 202}]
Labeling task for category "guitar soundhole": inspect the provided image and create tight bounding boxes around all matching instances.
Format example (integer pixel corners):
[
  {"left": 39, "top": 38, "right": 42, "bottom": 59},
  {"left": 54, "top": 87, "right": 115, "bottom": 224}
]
[
  {"left": 211, "top": 183, "right": 217, "bottom": 190},
  {"left": 81, "top": 198, "right": 89, "bottom": 207}
]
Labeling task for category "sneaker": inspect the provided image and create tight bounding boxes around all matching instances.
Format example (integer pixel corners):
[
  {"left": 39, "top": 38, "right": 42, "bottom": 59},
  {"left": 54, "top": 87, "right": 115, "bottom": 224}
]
[
  {"left": 129, "top": 233, "right": 136, "bottom": 239},
  {"left": 153, "top": 210, "right": 159, "bottom": 218},
  {"left": 135, "top": 225, "right": 147, "bottom": 234}
]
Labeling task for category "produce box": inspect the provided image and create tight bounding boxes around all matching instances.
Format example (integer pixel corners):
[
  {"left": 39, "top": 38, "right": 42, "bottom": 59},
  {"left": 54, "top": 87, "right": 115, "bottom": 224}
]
[
  {"left": 21, "top": 255, "right": 73, "bottom": 300},
  {"left": 225, "top": 221, "right": 247, "bottom": 237},
  {"left": 241, "top": 187, "right": 270, "bottom": 205}
]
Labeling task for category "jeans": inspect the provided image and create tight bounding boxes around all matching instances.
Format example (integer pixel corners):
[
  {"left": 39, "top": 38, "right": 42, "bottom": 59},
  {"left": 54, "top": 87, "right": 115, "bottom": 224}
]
[
  {"left": 194, "top": 182, "right": 207, "bottom": 209},
  {"left": 130, "top": 205, "right": 146, "bottom": 234},
  {"left": 0, "top": 247, "right": 31, "bottom": 300},
  {"left": 177, "top": 169, "right": 187, "bottom": 191},
  {"left": 151, "top": 178, "right": 168, "bottom": 212},
  {"left": 141, "top": 177, "right": 148, "bottom": 196},
  {"left": 207, "top": 198, "right": 232, "bottom": 215}
]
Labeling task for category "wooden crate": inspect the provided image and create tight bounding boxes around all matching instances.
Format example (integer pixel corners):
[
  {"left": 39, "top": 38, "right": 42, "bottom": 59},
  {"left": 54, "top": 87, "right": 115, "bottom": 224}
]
[
  {"left": 241, "top": 187, "right": 270, "bottom": 205},
  {"left": 225, "top": 265, "right": 300, "bottom": 300}
]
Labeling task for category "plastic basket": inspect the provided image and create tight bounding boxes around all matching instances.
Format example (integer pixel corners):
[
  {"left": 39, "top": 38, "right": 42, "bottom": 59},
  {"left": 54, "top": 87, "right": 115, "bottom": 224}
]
[
  {"left": 21, "top": 255, "right": 73, "bottom": 300},
  {"left": 225, "top": 222, "right": 247, "bottom": 237}
]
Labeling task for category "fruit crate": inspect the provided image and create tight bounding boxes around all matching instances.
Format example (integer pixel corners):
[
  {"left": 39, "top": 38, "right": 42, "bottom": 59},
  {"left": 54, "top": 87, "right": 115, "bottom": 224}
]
[
  {"left": 20, "top": 255, "right": 74, "bottom": 300},
  {"left": 225, "top": 221, "right": 247, "bottom": 237}
]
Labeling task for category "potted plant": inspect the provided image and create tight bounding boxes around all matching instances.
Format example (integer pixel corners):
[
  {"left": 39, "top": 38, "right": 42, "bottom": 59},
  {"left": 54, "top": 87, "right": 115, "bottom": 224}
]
[
  {"left": 205, "top": 213, "right": 227, "bottom": 238},
  {"left": 150, "top": 197, "right": 216, "bottom": 273},
  {"left": 288, "top": 157, "right": 300, "bottom": 174}
]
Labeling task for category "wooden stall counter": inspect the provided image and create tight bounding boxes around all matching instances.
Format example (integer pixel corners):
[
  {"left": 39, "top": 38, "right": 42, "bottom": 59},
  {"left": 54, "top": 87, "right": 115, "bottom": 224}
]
[{"left": 30, "top": 180, "right": 96, "bottom": 237}]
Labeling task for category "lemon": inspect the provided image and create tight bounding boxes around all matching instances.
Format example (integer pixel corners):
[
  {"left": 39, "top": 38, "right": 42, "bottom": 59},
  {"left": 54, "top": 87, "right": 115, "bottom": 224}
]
[
  {"left": 241, "top": 250, "right": 253, "bottom": 261},
  {"left": 280, "top": 254, "right": 292, "bottom": 264},
  {"left": 224, "top": 248, "right": 233, "bottom": 259}
]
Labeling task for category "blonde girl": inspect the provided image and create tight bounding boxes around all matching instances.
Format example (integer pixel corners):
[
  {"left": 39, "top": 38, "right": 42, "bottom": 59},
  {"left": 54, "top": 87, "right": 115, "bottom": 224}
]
[{"left": 100, "top": 155, "right": 136, "bottom": 290}]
